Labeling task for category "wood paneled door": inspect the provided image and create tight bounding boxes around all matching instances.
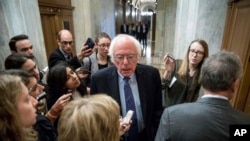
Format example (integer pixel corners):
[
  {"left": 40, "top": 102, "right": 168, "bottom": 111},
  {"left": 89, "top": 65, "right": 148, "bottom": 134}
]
[
  {"left": 39, "top": 0, "right": 75, "bottom": 60},
  {"left": 222, "top": 0, "right": 250, "bottom": 115}
]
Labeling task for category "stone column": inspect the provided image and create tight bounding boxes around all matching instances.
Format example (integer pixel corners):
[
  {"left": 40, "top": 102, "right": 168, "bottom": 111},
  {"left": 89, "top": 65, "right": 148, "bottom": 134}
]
[
  {"left": 154, "top": 0, "right": 227, "bottom": 59},
  {"left": 174, "top": 0, "right": 227, "bottom": 58},
  {"left": 155, "top": 0, "right": 177, "bottom": 57},
  {"left": 72, "top": 0, "right": 116, "bottom": 51}
]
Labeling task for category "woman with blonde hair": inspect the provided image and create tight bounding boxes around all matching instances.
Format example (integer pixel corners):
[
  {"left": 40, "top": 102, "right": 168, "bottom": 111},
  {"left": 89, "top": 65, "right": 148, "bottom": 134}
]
[
  {"left": 58, "top": 94, "right": 127, "bottom": 141},
  {"left": 0, "top": 74, "right": 37, "bottom": 141},
  {"left": 162, "top": 39, "right": 209, "bottom": 107}
]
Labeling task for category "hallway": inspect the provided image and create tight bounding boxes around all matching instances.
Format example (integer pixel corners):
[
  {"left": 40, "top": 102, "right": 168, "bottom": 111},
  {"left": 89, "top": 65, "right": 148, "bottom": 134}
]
[
  {"left": 1, "top": 0, "right": 249, "bottom": 114},
  {"left": 138, "top": 40, "right": 165, "bottom": 76}
]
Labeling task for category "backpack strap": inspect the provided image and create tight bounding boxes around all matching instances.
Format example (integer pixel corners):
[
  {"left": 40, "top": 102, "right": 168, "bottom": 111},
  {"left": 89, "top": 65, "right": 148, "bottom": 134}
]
[{"left": 88, "top": 57, "right": 92, "bottom": 71}]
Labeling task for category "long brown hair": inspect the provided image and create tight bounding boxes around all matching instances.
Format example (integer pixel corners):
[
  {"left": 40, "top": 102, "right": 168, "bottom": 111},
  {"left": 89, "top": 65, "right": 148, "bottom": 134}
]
[{"left": 0, "top": 74, "right": 26, "bottom": 141}]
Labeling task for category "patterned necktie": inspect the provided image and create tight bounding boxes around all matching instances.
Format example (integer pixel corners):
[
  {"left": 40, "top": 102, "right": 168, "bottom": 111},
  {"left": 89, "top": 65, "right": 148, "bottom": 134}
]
[
  {"left": 124, "top": 77, "right": 138, "bottom": 138},
  {"left": 67, "top": 55, "right": 72, "bottom": 61}
]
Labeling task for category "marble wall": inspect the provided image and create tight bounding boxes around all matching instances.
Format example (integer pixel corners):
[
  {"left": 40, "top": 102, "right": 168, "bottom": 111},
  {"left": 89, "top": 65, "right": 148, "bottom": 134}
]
[
  {"left": 155, "top": 0, "right": 177, "bottom": 57},
  {"left": 0, "top": 0, "right": 116, "bottom": 70},
  {"left": 0, "top": 0, "right": 47, "bottom": 70},
  {"left": 72, "top": 0, "right": 116, "bottom": 53},
  {"left": 155, "top": 0, "right": 227, "bottom": 59}
]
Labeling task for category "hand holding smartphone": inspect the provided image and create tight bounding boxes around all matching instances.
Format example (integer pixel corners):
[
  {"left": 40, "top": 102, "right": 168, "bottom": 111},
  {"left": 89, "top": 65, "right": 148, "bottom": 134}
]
[
  {"left": 62, "top": 89, "right": 72, "bottom": 94},
  {"left": 62, "top": 89, "right": 73, "bottom": 100},
  {"left": 84, "top": 38, "right": 95, "bottom": 49}
]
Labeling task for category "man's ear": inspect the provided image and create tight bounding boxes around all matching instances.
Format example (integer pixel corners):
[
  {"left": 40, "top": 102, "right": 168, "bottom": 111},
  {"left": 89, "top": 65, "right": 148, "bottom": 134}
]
[
  {"left": 228, "top": 79, "right": 240, "bottom": 100},
  {"left": 231, "top": 79, "right": 240, "bottom": 94}
]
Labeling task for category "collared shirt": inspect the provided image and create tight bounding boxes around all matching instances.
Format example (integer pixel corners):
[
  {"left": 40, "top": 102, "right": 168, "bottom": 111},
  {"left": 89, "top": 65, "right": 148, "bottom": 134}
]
[
  {"left": 59, "top": 48, "right": 71, "bottom": 61},
  {"left": 118, "top": 72, "right": 145, "bottom": 132},
  {"left": 202, "top": 94, "right": 229, "bottom": 100}
]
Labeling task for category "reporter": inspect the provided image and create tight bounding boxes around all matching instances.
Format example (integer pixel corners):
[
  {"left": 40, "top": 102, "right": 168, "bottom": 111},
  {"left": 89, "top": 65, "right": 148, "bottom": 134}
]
[
  {"left": 46, "top": 62, "right": 88, "bottom": 129},
  {"left": 48, "top": 29, "right": 93, "bottom": 69},
  {"left": 4, "top": 53, "right": 70, "bottom": 121},
  {"left": 58, "top": 94, "right": 128, "bottom": 141},
  {"left": 162, "top": 39, "right": 209, "bottom": 107},
  {"left": 1, "top": 69, "right": 57, "bottom": 141},
  {"left": 0, "top": 74, "right": 37, "bottom": 141}
]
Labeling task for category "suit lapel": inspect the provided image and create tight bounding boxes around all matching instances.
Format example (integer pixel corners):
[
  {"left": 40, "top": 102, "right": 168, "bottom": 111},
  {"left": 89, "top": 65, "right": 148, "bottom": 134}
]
[
  {"left": 135, "top": 65, "right": 147, "bottom": 119},
  {"left": 108, "top": 67, "right": 121, "bottom": 106},
  {"left": 56, "top": 48, "right": 67, "bottom": 61}
]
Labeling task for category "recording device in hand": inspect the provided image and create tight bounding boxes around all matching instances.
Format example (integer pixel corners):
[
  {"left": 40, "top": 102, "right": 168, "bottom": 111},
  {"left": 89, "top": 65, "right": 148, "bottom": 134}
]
[
  {"left": 124, "top": 110, "right": 134, "bottom": 123},
  {"left": 36, "top": 92, "right": 47, "bottom": 101},
  {"left": 62, "top": 89, "right": 72, "bottom": 94},
  {"left": 62, "top": 89, "right": 73, "bottom": 101},
  {"left": 84, "top": 38, "right": 95, "bottom": 49}
]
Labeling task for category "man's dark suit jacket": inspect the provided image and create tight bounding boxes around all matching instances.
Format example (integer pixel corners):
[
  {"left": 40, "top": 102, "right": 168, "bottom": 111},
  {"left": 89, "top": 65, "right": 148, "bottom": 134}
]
[
  {"left": 48, "top": 48, "right": 81, "bottom": 69},
  {"left": 90, "top": 64, "right": 163, "bottom": 141},
  {"left": 155, "top": 97, "right": 250, "bottom": 141},
  {"left": 120, "top": 24, "right": 129, "bottom": 34}
]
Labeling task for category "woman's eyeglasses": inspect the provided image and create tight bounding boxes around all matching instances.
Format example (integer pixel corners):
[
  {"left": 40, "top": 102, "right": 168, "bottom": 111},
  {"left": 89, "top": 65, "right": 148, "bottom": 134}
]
[
  {"left": 114, "top": 54, "right": 138, "bottom": 62},
  {"left": 97, "top": 43, "right": 110, "bottom": 48},
  {"left": 189, "top": 49, "right": 204, "bottom": 57}
]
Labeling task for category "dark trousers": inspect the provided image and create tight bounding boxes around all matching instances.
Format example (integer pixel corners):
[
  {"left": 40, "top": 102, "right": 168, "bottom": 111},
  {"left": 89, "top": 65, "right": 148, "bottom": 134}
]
[
  {"left": 122, "top": 129, "right": 148, "bottom": 141},
  {"left": 142, "top": 33, "right": 147, "bottom": 49}
]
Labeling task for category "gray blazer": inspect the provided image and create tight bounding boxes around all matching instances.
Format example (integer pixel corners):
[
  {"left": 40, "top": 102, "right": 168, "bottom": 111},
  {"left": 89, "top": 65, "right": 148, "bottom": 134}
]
[
  {"left": 82, "top": 53, "right": 113, "bottom": 75},
  {"left": 155, "top": 97, "right": 250, "bottom": 141}
]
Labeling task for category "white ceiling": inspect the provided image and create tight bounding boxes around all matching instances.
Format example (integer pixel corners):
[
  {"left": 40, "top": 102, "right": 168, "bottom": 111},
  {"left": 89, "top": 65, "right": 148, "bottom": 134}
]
[
  {"left": 140, "top": 0, "right": 157, "bottom": 12},
  {"left": 129, "top": 0, "right": 157, "bottom": 12},
  {"left": 141, "top": 0, "right": 156, "bottom": 3}
]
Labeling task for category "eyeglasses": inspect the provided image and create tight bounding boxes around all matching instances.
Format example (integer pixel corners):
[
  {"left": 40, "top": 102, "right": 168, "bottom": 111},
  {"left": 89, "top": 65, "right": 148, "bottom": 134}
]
[
  {"left": 61, "top": 41, "right": 74, "bottom": 46},
  {"left": 114, "top": 54, "right": 137, "bottom": 62},
  {"left": 98, "top": 43, "right": 110, "bottom": 48},
  {"left": 189, "top": 49, "right": 204, "bottom": 57}
]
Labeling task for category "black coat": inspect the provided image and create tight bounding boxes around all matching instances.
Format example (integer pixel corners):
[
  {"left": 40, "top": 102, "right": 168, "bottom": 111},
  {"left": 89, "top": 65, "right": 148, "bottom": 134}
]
[
  {"left": 35, "top": 114, "right": 57, "bottom": 141},
  {"left": 90, "top": 64, "right": 163, "bottom": 141},
  {"left": 48, "top": 48, "right": 81, "bottom": 70}
]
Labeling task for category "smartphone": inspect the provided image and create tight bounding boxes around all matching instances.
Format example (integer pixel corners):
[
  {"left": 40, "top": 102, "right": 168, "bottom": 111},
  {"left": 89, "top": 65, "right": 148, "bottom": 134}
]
[
  {"left": 63, "top": 89, "right": 72, "bottom": 94},
  {"left": 124, "top": 110, "right": 134, "bottom": 122},
  {"left": 167, "top": 54, "right": 175, "bottom": 61},
  {"left": 62, "top": 89, "right": 73, "bottom": 101},
  {"left": 84, "top": 38, "right": 95, "bottom": 49},
  {"left": 36, "top": 92, "right": 47, "bottom": 101}
]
